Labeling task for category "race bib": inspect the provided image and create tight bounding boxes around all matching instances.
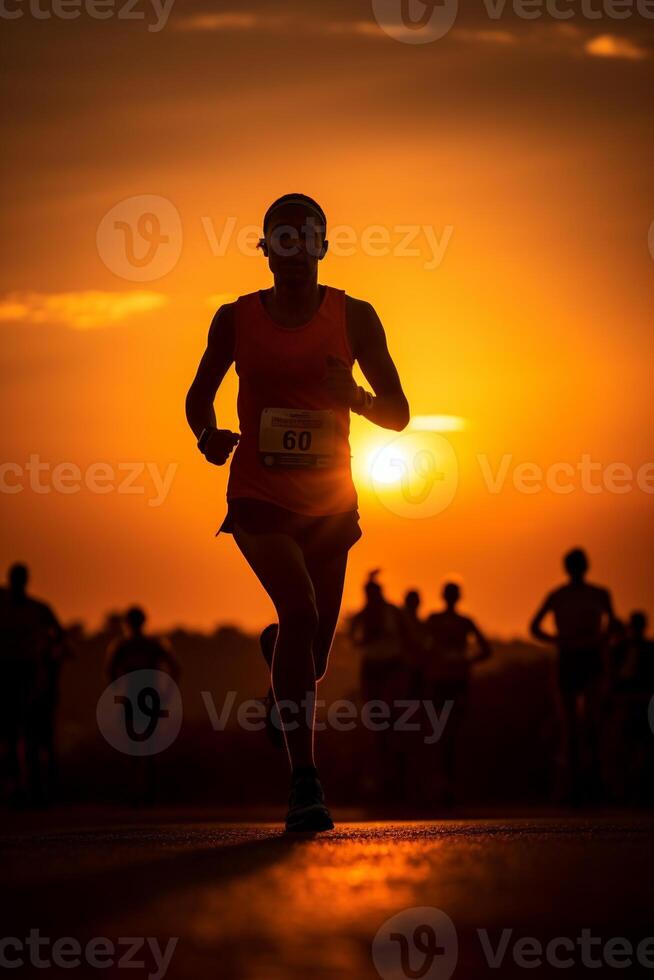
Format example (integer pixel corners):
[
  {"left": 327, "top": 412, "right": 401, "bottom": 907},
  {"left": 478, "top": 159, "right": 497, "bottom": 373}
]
[{"left": 259, "top": 408, "right": 335, "bottom": 468}]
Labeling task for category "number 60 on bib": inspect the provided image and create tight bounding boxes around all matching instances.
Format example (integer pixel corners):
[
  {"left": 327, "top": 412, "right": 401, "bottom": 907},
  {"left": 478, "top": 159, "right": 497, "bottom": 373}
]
[{"left": 259, "top": 408, "right": 336, "bottom": 469}]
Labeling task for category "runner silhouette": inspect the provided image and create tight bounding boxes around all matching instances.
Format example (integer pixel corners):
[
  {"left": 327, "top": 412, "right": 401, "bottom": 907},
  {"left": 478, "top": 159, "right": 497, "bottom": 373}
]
[
  {"left": 106, "top": 606, "right": 179, "bottom": 806},
  {"left": 186, "top": 194, "right": 410, "bottom": 831},
  {"left": 0, "top": 563, "right": 65, "bottom": 806},
  {"left": 530, "top": 548, "right": 616, "bottom": 803},
  {"left": 613, "top": 611, "right": 654, "bottom": 803},
  {"left": 350, "top": 570, "right": 406, "bottom": 800},
  {"left": 422, "top": 581, "right": 491, "bottom": 805},
  {"left": 400, "top": 588, "right": 426, "bottom": 678}
]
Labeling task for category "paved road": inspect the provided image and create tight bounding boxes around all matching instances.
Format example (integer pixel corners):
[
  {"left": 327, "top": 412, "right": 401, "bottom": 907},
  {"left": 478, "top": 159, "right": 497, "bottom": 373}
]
[{"left": 2, "top": 814, "right": 653, "bottom": 979}]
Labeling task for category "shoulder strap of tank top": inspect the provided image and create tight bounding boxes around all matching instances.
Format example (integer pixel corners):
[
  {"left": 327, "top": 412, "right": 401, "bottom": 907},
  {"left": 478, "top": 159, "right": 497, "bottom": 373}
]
[
  {"left": 324, "top": 287, "right": 352, "bottom": 362},
  {"left": 233, "top": 291, "right": 259, "bottom": 361}
]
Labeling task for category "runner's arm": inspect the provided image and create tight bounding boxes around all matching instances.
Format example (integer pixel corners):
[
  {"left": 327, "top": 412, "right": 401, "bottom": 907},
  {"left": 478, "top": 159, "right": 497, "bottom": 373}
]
[
  {"left": 157, "top": 638, "right": 180, "bottom": 682},
  {"left": 600, "top": 589, "right": 619, "bottom": 683},
  {"left": 42, "top": 603, "right": 70, "bottom": 663},
  {"left": 185, "top": 304, "right": 236, "bottom": 439},
  {"left": 45, "top": 604, "right": 65, "bottom": 644},
  {"left": 105, "top": 640, "right": 122, "bottom": 681},
  {"left": 529, "top": 595, "right": 557, "bottom": 644},
  {"left": 469, "top": 619, "right": 492, "bottom": 663},
  {"left": 601, "top": 589, "right": 619, "bottom": 641},
  {"left": 346, "top": 297, "right": 410, "bottom": 431},
  {"left": 348, "top": 611, "right": 364, "bottom": 647}
]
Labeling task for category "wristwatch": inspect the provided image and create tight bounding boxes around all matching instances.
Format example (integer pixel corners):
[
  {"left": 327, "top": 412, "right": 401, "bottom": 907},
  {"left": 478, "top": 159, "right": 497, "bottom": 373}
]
[{"left": 197, "top": 427, "right": 216, "bottom": 454}]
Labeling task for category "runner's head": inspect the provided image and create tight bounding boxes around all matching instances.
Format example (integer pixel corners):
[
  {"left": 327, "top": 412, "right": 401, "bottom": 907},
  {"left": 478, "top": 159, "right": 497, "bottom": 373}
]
[
  {"left": 259, "top": 194, "right": 328, "bottom": 284},
  {"left": 564, "top": 547, "right": 588, "bottom": 581},
  {"left": 442, "top": 581, "right": 461, "bottom": 608},
  {"left": 364, "top": 568, "right": 384, "bottom": 605},
  {"left": 8, "top": 562, "right": 29, "bottom": 596},
  {"left": 629, "top": 610, "right": 647, "bottom": 637},
  {"left": 404, "top": 589, "right": 420, "bottom": 613},
  {"left": 125, "top": 605, "right": 147, "bottom": 635}
]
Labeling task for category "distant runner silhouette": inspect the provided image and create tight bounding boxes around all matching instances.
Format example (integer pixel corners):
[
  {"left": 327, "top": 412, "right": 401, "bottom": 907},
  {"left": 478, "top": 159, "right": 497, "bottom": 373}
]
[
  {"left": 400, "top": 588, "right": 426, "bottom": 677},
  {"left": 350, "top": 571, "right": 406, "bottom": 702},
  {"left": 0, "top": 563, "right": 65, "bottom": 806},
  {"left": 530, "top": 548, "right": 616, "bottom": 803},
  {"left": 186, "top": 194, "right": 410, "bottom": 831},
  {"left": 350, "top": 570, "right": 407, "bottom": 800},
  {"left": 106, "top": 606, "right": 179, "bottom": 806},
  {"left": 423, "top": 581, "right": 491, "bottom": 804},
  {"left": 613, "top": 611, "right": 654, "bottom": 803},
  {"left": 106, "top": 606, "right": 179, "bottom": 682}
]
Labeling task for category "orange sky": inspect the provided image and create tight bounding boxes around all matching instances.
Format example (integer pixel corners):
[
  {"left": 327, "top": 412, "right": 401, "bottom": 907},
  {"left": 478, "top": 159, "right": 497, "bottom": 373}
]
[{"left": 1, "top": 1, "right": 653, "bottom": 636}]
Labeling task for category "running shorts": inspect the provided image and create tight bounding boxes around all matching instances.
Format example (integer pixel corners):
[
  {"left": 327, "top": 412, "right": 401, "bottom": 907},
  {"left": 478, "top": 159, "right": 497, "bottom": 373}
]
[{"left": 218, "top": 497, "right": 362, "bottom": 563}]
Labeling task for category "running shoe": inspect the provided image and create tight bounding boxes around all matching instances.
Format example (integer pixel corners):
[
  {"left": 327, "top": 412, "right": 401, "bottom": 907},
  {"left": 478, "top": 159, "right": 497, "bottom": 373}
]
[{"left": 285, "top": 772, "right": 334, "bottom": 833}]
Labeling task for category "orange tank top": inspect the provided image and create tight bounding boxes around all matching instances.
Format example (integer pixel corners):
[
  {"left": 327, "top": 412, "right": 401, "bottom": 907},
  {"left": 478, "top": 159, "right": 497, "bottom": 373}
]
[{"left": 227, "top": 286, "right": 358, "bottom": 516}]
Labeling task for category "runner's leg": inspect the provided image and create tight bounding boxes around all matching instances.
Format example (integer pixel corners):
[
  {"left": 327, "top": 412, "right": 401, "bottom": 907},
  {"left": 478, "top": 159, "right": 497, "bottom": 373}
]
[
  {"left": 585, "top": 672, "right": 604, "bottom": 799},
  {"left": 232, "top": 525, "right": 319, "bottom": 770},
  {"left": 560, "top": 690, "right": 580, "bottom": 799},
  {"left": 305, "top": 550, "right": 349, "bottom": 682}
]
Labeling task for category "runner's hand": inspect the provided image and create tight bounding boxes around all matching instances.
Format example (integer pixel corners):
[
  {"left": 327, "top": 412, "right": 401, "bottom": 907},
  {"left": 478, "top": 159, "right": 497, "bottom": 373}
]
[
  {"left": 202, "top": 429, "right": 240, "bottom": 466},
  {"left": 324, "top": 355, "right": 358, "bottom": 407}
]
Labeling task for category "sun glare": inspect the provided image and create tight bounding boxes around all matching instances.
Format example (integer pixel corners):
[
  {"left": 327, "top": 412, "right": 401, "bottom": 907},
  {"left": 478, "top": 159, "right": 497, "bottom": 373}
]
[
  {"left": 370, "top": 443, "right": 410, "bottom": 485},
  {"left": 354, "top": 416, "right": 468, "bottom": 490},
  {"left": 409, "top": 415, "right": 467, "bottom": 433}
]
